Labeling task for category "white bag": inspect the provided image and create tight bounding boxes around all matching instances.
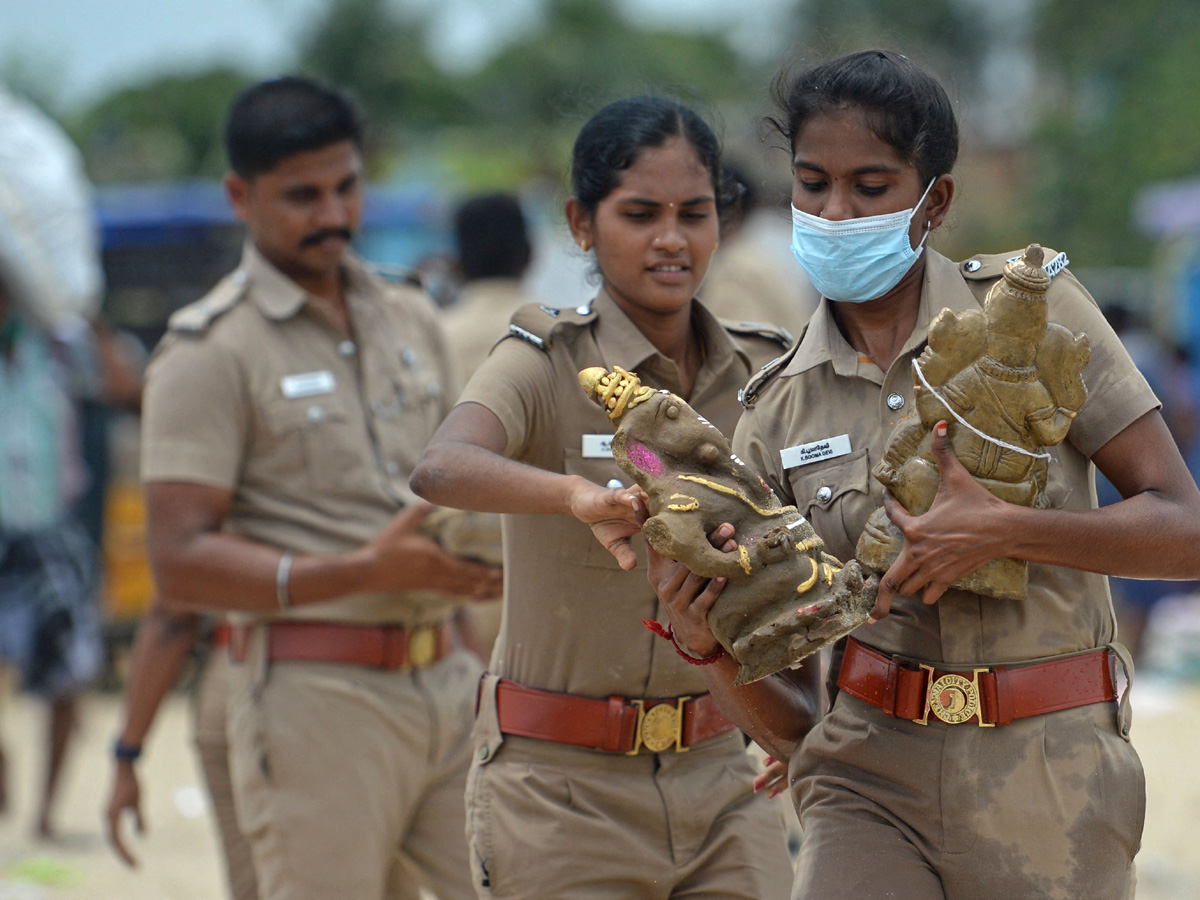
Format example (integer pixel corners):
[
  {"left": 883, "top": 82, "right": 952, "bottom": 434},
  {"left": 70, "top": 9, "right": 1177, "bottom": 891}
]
[{"left": 0, "top": 87, "right": 103, "bottom": 329}]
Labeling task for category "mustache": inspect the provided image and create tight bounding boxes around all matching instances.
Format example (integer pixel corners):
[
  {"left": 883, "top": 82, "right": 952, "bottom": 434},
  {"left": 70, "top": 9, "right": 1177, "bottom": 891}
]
[{"left": 300, "top": 227, "right": 354, "bottom": 248}]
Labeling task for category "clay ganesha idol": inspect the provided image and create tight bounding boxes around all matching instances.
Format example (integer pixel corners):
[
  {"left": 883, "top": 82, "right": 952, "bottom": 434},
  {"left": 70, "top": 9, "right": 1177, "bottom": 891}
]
[
  {"left": 579, "top": 366, "right": 877, "bottom": 685},
  {"left": 857, "top": 244, "right": 1090, "bottom": 601}
]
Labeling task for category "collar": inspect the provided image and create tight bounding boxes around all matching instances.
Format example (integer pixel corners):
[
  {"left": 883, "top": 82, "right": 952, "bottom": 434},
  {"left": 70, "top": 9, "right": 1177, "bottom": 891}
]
[
  {"left": 782, "top": 249, "right": 981, "bottom": 379},
  {"left": 590, "top": 290, "right": 739, "bottom": 378},
  {"left": 238, "top": 242, "right": 378, "bottom": 321}
]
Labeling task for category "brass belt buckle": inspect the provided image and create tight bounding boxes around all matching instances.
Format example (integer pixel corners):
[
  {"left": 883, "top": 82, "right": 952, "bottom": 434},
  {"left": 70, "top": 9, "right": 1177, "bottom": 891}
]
[
  {"left": 914, "top": 665, "right": 994, "bottom": 727},
  {"left": 627, "top": 696, "right": 691, "bottom": 754},
  {"left": 408, "top": 626, "right": 438, "bottom": 669}
]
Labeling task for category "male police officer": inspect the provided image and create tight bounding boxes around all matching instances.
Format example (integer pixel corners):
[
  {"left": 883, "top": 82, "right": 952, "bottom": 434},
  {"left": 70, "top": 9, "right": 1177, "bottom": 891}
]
[{"left": 140, "top": 76, "right": 500, "bottom": 900}]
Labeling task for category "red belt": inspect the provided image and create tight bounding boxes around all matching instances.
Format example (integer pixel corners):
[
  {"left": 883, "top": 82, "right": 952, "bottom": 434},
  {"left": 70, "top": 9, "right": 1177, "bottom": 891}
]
[
  {"left": 231, "top": 620, "right": 452, "bottom": 670},
  {"left": 211, "top": 621, "right": 232, "bottom": 648},
  {"left": 837, "top": 636, "right": 1116, "bottom": 727},
  {"left": 494, "top": 679, "right": 736, "bottom": 754}
]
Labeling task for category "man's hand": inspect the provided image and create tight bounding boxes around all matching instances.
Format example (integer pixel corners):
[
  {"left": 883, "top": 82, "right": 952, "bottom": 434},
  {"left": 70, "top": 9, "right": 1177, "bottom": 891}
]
[
  {"left": 871, "top": 421, "right": 1010, "bottom": 621},
  {"left": 567, "top": 479, "right": 645, "bottom": 571},
  {"left": 368, "top": 502, "right": 502, "bottom": 600},
  {"left": 105, "top": 762, "right": 144, "bottom": 867}
]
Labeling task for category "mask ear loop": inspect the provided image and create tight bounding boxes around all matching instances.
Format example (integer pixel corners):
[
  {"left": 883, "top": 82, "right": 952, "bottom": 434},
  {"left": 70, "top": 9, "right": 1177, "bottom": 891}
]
[{"left": 910, "top": 176, "right": 940, "bottom": 254}]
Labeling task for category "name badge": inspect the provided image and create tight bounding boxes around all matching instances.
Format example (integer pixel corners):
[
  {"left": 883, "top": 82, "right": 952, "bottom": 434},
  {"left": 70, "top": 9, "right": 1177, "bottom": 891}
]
[
  {"left": 281, "top": 370, "right": 336, "bottom": 399},
  {"left": 582, "top": 434, "right": 615, "bottom": 459},
  {"left": 781, "top": 433, "right": 852, "bottom": 469}
]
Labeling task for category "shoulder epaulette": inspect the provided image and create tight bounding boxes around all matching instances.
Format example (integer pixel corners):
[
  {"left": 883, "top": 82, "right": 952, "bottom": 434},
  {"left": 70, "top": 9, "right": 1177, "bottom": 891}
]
[
  {"left": 505, "top": 301, "right": 597, "bottom": 351},
  {"left": 167, "top": 271, "right": 249, "bottom": 333},
  {"left": 959, "top": 246, "right": 1068, "bottom": 282},
  {"left": 368, "top": 262, "right": 425, "bottom": 289},
  {"left": 718, "top": 318, "right": 794, "bottom": 351},
  {"left": 739, "top": 325, "right": 806, "bottom": 409}
]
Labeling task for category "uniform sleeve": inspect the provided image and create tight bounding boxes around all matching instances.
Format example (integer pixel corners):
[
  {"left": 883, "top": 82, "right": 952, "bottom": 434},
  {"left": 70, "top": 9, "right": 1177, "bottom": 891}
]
[
  {"left": 141, "top": 335, "right": 249, "bottom": 489},
  {"left": 1048, "top": 273, "right": 1160, "bottom": 458},
  {"left": 456, "top": 336, "right": 557, "bottom": 461}
]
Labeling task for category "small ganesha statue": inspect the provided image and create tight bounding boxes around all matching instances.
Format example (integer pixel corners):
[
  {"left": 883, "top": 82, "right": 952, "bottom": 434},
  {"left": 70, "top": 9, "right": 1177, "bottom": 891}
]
[
  {"left": 856, "top": 244, "right": 1091, "bottom": 601},
  {"left": 580, "top": 365, "right": 877, "bottom": 685}
]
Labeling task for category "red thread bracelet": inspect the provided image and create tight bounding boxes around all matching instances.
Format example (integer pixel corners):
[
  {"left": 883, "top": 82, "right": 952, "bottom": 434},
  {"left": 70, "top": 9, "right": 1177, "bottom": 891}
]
[{"left": 641, "top": 619, "right": 726, "bottom": 666}]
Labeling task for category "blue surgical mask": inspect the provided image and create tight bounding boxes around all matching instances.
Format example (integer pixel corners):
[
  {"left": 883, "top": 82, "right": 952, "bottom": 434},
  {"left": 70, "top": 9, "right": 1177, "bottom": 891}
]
[{"left": 790, "top": 179, "right": 936, "bottom": 303}]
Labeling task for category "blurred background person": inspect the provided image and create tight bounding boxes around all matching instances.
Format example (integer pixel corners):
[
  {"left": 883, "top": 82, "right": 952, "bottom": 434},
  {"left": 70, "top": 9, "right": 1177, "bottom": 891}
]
[
  {"left": 701, "top": 160, "right": 816, "bottom": 339},
  {"left": 438, "top": 191, "right": 538, "bottom": 658}
]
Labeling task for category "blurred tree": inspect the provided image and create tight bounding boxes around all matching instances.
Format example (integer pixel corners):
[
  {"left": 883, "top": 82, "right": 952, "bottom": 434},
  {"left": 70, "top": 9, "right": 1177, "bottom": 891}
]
[
  {"left": 1028, "top": 0, "right": 1200, "bottom": 266},
  {"left": 70, "top": 67, "right": 253, "bottom": 183},
  {"left": 297, "top": 0, "right": 474, "bottom": 149}
]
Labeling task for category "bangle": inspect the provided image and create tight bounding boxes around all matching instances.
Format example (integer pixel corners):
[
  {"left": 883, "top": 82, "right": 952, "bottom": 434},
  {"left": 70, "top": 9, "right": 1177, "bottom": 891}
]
[
  {"left": 276, "top": 550, "right": 294, "bottom": 610},
  {"left": 113, "top": 739, "right": 142, "bottom": 763},
  {"left": 640, "top": 618, "right": 726, "bottom": 666}
]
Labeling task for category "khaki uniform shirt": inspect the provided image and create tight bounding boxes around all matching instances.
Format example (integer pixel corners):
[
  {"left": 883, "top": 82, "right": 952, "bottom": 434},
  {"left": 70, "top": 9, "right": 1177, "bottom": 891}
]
[
  {"left": 734, "top": 249, "right": 1159, "bottom": 667},
  {"left": 141, "top": 243, "right": 457, "bottom": 625},
  {"left": 457, "top": 290, "right": 791, "bottom": 699},
  {"left": 442, "top": 278, "right": 532, "bottom": 387}
]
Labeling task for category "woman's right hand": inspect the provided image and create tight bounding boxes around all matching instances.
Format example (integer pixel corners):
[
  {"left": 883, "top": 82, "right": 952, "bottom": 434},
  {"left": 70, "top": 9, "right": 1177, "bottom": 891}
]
[
  {"left": 567, "top": 477, "right": 645, "bottom": 571},
  {"left": 645, "top": 523, "right": 735, "bottom": 658}
]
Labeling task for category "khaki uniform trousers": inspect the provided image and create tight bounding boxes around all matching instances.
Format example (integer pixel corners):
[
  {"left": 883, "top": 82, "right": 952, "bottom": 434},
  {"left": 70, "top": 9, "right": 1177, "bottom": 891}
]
[
  {"left": 466, "top": 709, "right": 793, "bottom": 900},
  {"left": 227, "top": 630, "right": 482, "bottom": 900},
  {"left": 790, "top": 694, "right": 1145, "bottom": 900},
  {"left": 194, "top": 647, "right": 259, "bottom": 900}
]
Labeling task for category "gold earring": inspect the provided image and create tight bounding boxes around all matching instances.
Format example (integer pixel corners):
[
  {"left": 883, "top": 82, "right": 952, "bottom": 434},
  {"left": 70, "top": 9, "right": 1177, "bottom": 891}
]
[{"left": 580, "top": 240, "right": 590, "bottom": 252}]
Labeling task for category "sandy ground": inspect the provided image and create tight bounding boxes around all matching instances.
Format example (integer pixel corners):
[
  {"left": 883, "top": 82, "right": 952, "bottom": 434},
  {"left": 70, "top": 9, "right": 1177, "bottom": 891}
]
[{"left": 1, "top": 679, "right": 1198, "bottom": 900}]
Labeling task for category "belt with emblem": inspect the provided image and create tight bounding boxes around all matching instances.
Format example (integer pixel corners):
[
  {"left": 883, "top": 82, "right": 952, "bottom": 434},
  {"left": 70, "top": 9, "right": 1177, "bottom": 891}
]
[
  {"left": 230, "top": 620, "right": 452, "bottom": 670},
  {"left": 493, "top": 679, "right": 736, "bottom": 754},
  {"left": 837, "top": 636, "right": 1116, "bottom": 727}
]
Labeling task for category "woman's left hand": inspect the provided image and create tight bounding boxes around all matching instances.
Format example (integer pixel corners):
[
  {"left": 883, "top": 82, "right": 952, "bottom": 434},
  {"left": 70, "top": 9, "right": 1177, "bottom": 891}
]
[
  {"left": 646, "top": 522, "right": 735, "bottom": 658},
  {"left": 871, "top": 421, "right": 1012, "bottom": 620}
]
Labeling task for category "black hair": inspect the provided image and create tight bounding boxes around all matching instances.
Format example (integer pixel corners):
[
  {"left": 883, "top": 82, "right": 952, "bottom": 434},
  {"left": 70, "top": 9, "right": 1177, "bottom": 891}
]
[
  {"left": 453, "top": 193, "right": 532, "bottom": 281},
  {"left": 224, "top": 76, "right": 363, "bottom": 179},
  {"left": 768, "top": 49, "right": 958, "bottom": 184},
  {"left": 570, "top": 96, "right": 726, "bottom": 215}
]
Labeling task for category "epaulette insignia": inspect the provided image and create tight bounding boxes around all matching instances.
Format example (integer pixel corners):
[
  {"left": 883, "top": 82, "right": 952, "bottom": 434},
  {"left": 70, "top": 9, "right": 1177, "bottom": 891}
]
[
  {"left": 506, "top": 301, "right": 597, "bottom": 352},
  {"left": 167, "top": 271, "right": 249, "bottom": 333},
  {"left": 739, "top": 330, "right": 805, "bottom": 408},
  {"left": 720, "top": 318, "right": 795, "bottom": 351},
  {"left": 961, "top": 247, "right": 1068, "bottom": 281}
]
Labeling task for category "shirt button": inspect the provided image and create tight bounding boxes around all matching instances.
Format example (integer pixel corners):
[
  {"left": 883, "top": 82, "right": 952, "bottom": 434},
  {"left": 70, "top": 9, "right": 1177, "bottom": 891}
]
[
  {"left": 306, "top": 405, "right": 325, "bottom": 422},
  {"left": 816, "top": 486, "right": 833, "bottom": 503},
  {"left": 478, "top": 745, "right": 490, "bottom": 761},
  {"left": 339, "top": 340, "right": 357, "bottom": 356},
  {"left": 964, "top": 259, "right": 982, "bottom": 273},
  {"left": 402, "top": 348, "right": 418, "bottom": 366},
  {"left": 887, "top": 392, "right": 906, "bottom": 411},
  {"left": 606, "top": 478, "right": 624, "bottom": 490},
  {"left": 385, "top": 460, "right": 401, "bottom": 476}
]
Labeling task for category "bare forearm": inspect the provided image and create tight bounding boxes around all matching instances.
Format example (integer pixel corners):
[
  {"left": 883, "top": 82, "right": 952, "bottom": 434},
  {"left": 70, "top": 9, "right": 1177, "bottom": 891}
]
[
  {"left": 1005, "top": 491, "right": 1200, "bottom": 579},
  {"left": 151, "top": 531, "right": 372, "bottom": 613},
  {"left": 118, "top": 605, "right": 200, "bottom": 747},
  {"left": 412, "top": 438, "right": 584, "bottom": 516},
  {"left": 696, "top": 657, "right": 821, "bottom": 762}
]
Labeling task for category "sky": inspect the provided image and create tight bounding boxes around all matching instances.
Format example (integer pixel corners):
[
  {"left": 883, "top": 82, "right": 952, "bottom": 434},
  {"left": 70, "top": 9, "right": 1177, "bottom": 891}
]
[{"left": 1, "top": 0, "right": 792, "bottom": 112}]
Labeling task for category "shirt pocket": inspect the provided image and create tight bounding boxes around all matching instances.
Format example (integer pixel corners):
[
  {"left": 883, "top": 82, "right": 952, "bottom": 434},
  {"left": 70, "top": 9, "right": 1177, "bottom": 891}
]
[
  {"left": 561, "top": 446, "right": 643, "bottom": 569},
  {"left": 785, "top": 447, "right": 875, "bottom": 562},
  {"left": 259, "top": 395, "right": 364, "bottom": 493}
]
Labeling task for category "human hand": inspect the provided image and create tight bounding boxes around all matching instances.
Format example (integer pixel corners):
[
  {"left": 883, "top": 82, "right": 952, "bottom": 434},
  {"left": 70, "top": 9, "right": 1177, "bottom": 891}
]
[
  {"left": 369, "top": 502, "right": 503, "bottom": 600},
  {"left": 645, "top": 521, "right": 736, "bottom": 658},
  {"left": 753, "top": 755, "right": 789, "bottom": 800},
  {"left": 871, "top": 421, "right": 1009, "bottom": 620},
  {"left": 105, "top": 762, "right": 144, "bottom": 867},
  {"left": 567, "top": 478, "right": 645, "bottom": 571}
]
